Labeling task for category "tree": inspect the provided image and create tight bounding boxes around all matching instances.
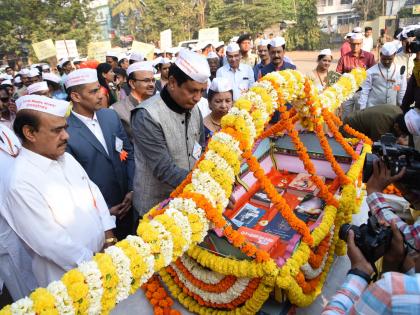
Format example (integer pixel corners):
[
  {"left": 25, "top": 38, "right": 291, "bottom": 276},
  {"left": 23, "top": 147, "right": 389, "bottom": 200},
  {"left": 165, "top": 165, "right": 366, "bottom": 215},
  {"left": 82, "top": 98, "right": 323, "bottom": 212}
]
[
  {"left": 109, "top": 0, "right": 147, "bottom": 40},
  {"left": 284, "top": 0, "right": 320, "bottom": 50},
  {"left": 0, "top": 0, "right": 98, "bottom": 62},
  {"left": 353, "top": 0, "right": 383, "bottom": 21}
]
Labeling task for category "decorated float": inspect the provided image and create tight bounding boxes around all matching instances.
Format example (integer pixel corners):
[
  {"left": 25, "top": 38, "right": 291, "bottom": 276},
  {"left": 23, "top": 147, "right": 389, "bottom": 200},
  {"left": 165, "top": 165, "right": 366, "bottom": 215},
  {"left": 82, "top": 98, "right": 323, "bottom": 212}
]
[{"left": 0, "top": 68, "right": 372, "bottom": 315}]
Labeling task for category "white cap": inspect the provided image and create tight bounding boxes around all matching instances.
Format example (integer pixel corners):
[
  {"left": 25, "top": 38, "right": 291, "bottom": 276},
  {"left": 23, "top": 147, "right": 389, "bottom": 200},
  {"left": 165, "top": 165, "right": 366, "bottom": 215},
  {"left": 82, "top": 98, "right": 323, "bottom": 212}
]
[
  {"left": 118, "top": 53, "right": 129, "bottom": 62},
  {"left": 269, "top": 37, "right": 286, "bottom": 48},
  {"left": 1, "top": 80, "right": 12, "bottom": 86},
  {"left": 19, "top": 69, "right": 30, "bottom": 76},
  {"left": 197, "top": 41, "right": 212, "bottom": 50},
  {"left": 206, "top": 52, "right": 219, "bottom": 59},
  {"left": 158, "top": 57, "right": 172, "bottom": 65},
  {"left": 27, "top": 81, "right": 49, "bottom": 95},
  {"left": 257, "top": 39, "right": 270, "bottom": 47},
  {"left": 129, "top": 51, "right": 144, "bottom": 62},
  {"left": 106, "top": 51, "right": 119, "bottom": 58},
  {"left": 127, "top": 61, "right": 155, "bottom": 76},
  {"left": 14, "top": 77, "right": 21, "bottom": 84},
  {"left": 42, "top": 64, "right": 50, "bottom": 70},
  {"left": 226, "top": 43, "right": 240, "bottom": 53},
  {"left": 319, "top": 48, "right": 332, "bottom": 56},
  {"left": 65, "top": 68, "right": 98, "bottom": 88},
  {"left": 380, "top": 42, "right": 397, "bottom": 56},
  {"left": 28, "top": 68, "right": 40, "bottom": 78},
  {"left": 351, "top": 33, "right": 364, "bottom": 41},
  {"left": 16, "top": 95, "right": 71, "bottom": 117},
  {"left": 209, "top": 77, "right": 232, "bottom": 93},
  {"left": 405, "top": 109, "right": 420, "bottom": 136},
  {"left": 213, "top": 41, "right": 224, "bottom": 49},
  {"left": 230, "top": 36, "right": 239, "bottom": 43},
  {"left": 353, "top": 26, "right": 362, "bottom": 33},
  {"left": 154, "top": 48, "right": 162, "bottom": 54},
  {"left": 175, "top": 49, "right": 210, "bottom": 84},
  {"left": 344, "top": 32, "right": 353, "bottom": 39},
  {"left": 42, "top": 72, "right": 61, "bottom": 84},
  {"left": 58, "top": 58, "right": 70, "bottom": 68}
]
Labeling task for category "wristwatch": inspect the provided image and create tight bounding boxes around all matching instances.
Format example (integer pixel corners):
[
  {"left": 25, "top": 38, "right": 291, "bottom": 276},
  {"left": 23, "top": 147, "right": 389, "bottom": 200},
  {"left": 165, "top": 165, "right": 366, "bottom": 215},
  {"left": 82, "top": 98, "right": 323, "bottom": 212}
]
[
  {"left": 347, "top": 268, "right": 372, "bottom": 284},
  {"left": 105, "top": 237, "right": 118, "bottom": 244}
]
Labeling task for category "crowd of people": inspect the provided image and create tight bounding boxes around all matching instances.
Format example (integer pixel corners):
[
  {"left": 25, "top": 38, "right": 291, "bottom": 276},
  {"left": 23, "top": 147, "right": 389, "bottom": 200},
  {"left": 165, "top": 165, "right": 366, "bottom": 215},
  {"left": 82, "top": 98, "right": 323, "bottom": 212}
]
[{"left": 0, "top": 25, "right": 420, "bottom": 313}]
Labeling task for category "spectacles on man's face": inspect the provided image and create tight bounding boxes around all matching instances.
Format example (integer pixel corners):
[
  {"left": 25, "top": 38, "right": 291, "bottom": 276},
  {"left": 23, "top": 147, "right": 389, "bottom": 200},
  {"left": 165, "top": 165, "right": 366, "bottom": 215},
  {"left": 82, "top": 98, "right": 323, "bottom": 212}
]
[{"left": 132, "top": 78, "right": 156, "bottom": 84}]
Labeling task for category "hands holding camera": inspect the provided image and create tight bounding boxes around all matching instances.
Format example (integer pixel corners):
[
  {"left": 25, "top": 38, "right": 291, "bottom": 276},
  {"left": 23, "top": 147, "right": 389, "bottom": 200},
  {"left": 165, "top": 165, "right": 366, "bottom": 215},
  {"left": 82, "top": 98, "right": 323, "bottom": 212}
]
[{"left": 366, "top": 159, "right": 405, "bottom": 195}]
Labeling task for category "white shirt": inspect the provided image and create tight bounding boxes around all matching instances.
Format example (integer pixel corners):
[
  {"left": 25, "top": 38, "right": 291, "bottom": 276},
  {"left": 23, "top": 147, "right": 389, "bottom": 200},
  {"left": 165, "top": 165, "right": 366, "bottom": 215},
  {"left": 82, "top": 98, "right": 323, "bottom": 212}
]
[
  {"left": 216, "top": 63, "right": 255, "bottom": 100},
  {"left": 362, "top": 36, "right": 373, "bottom": 52},
  {"left": 72, "top": 111, "right": 109, "bottom": 154},
  {"left": 197, "top": 97, "right": 211, "bottom": 117},
  {"left": 1, "top": 148, "right": 115, "bottom": 286},
  {"left": 358, "top": 63, "right": 407, "bottom": 110}
]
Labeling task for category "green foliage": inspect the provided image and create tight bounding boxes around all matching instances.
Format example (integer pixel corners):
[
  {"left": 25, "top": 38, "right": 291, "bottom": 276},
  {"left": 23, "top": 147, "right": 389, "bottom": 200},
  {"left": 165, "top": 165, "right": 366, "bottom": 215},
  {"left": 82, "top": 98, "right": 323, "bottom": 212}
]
[
  {"left": 284, "top": 0, "right": 320, "bottom": 50},
  {"left": 0, "top": 0, "right": 98, "bottom": 61},
  {"left": 353, "top": 0, "right": 383, "bottom": 21},
  {"left": 398, "top": 7, "right": 415, "bottom": 18}
]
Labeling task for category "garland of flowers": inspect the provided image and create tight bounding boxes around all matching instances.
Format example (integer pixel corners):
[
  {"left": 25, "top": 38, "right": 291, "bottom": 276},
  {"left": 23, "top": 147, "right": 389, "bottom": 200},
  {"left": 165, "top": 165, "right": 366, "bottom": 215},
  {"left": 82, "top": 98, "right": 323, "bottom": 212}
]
[
  {"left": 0, "top": 68, "right": 369, "bottom": 315},
  {"left": 141, "top": 275, "right": 181, "bottom": 315}
]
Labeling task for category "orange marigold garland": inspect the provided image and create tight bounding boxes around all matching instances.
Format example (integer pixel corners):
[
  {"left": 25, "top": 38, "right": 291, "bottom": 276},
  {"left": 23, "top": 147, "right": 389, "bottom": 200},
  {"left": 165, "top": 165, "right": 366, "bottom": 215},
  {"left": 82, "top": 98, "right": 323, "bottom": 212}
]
[
  {"left": 308, "top": 233, "right": 331, "bottom": 269},
  {"left": 343, "top": 124, "right": 373, "bottom": 145},
  {"left": 142, "top": 275, "right": 181, "bottom": 315}
]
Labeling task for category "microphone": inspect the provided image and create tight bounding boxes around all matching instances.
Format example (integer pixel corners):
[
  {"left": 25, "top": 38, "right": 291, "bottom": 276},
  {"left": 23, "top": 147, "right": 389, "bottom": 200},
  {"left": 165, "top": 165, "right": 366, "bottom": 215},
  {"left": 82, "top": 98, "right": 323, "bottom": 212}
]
[{"left": 400, "top": 65, "right": 406, "bottom": 76}]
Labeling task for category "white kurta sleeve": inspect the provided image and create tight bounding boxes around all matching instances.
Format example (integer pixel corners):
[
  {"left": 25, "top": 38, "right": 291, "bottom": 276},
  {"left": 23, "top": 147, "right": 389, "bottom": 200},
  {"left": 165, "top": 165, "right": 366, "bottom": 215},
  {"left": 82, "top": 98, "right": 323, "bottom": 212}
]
[
  {"left": 397, "top": 74, "right": 407, "bottom": 106},
  {"left": 90, "top": 179, "right": 116, "bottom": 231},
  {"left": 248, "top": 66, "right": 255, "bottom": 87},
  {"left": 358, "top": 71, "right": 372, "bottom": 110},
  {"left": 3, "top": 185, "right": 94, "bottom": 271}
]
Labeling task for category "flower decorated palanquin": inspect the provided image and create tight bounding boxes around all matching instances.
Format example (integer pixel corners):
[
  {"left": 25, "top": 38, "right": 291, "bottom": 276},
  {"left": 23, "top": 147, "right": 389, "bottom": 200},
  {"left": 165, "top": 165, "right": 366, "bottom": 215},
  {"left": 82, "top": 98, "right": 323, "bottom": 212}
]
[{"left": 0, "top": 69, "right": 371, "bottom": 315}]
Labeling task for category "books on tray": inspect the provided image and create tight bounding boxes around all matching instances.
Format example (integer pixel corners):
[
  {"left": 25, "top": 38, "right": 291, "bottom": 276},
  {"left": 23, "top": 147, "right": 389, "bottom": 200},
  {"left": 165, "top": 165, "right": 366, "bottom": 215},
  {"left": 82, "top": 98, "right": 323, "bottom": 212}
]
[
  {"left": 231, "top": 203, "right": 266, "bottom": 228},
  {"left": 287, "top": 173, "right": 325, "bottom": 197},
  {"left": 238, "top": 226, "right": 279, "bottom": 253}
]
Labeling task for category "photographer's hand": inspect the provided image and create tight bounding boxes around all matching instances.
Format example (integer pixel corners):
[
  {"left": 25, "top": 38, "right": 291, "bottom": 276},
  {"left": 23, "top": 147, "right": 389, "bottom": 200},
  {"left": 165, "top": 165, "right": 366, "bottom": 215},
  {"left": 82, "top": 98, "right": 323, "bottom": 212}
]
[
  {"left": 347, "top": 230, "right": 374, "bottom": 275},
  {"left": 366, "top": 160, "right": 405, "bottom": 195}
]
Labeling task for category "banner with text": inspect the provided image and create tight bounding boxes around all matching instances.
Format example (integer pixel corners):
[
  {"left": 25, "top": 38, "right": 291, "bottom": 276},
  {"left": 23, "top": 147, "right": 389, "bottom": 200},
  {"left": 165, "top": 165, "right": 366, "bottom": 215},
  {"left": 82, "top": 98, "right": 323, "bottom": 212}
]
[
  {"left": 160, "top": 29, "right": 172, "bottom": 50},
  {"left": 87, "top": 41, "right": 112, "bottom": 62},
  {"left": 131, "top": 41, "right": 155, "bottom": 61},
  {"left": 198, "top": 27, "right": 219, "bottom": 42},
  {"left": 32, "top": 39, "right": 56, "bottom": 60},
  {"left": 55, "top": 40, "right": 79, "bottom": 60}
]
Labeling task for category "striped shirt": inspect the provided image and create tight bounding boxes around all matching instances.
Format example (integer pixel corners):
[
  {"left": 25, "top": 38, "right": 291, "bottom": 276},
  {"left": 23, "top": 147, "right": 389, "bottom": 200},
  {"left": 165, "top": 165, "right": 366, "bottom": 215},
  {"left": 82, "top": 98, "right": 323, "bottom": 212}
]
[
  {"left": 322, "top": 272, "right": 420, "bottom": 314},
  {"left": 367, "top": 192, "right": 420, "bottom": 252}
]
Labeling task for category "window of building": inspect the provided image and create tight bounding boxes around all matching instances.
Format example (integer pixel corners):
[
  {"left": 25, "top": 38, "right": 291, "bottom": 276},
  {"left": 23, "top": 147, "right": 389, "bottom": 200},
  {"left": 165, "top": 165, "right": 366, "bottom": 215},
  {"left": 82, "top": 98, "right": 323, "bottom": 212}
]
[
  {"left": 340, "top": 0, "right": 352, "bottom": 4},
  {"left": 319, "top": 0, "right": 327, "bottom": 6},
  {"left": 337, "top": 14, "right": 353, "bottom": 25},
  {"left": 328, "top": 0, "right": 334, "bottom": 5}
]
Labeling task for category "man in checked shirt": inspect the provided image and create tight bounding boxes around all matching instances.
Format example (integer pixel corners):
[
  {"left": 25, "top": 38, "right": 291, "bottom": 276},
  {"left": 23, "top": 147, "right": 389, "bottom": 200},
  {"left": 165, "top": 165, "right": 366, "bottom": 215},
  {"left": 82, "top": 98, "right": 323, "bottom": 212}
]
[{"left": 322, "top": 159, "right": 420, "bottom": 314}]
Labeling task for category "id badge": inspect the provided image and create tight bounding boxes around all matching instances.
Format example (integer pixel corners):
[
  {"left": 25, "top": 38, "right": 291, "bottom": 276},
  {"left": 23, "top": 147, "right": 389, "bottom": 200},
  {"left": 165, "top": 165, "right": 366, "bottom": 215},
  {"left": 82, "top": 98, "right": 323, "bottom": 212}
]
[
  {"left": 192, "top": 141, "right": 202, "bottom": 160},
  {"left": 115, "top": 136, "right": 123, "bottom": 153}
]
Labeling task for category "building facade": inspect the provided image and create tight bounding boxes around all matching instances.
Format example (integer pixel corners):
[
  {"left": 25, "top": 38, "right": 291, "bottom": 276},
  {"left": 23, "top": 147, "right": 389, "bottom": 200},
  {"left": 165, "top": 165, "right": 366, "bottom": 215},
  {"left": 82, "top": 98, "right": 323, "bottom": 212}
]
[
  {"left": 317, "top": 0, "right": 358, "bottom": 33},
  {"left": 89, "top": 0, "right": 113, "bottom": 41}
]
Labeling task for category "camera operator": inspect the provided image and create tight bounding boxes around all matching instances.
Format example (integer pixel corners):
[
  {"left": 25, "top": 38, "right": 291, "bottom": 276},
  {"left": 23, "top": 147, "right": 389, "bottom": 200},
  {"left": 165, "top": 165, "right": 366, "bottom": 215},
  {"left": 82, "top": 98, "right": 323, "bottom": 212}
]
[{"left": 322, "top": 160, "right": 420, "bottom": 314}]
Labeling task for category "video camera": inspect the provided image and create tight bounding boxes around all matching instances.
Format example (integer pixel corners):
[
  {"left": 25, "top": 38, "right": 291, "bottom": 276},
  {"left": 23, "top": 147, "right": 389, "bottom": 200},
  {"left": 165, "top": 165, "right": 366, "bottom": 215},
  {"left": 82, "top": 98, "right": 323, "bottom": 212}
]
[
  {"left": 407, "top": 28, "right": 420, "bottom": 53},
  {"left": 362, "top": 134, "right": 420, "bottom": 189},
  {"left": 339, "top": 215, "right": 392, "bottom": 263}
]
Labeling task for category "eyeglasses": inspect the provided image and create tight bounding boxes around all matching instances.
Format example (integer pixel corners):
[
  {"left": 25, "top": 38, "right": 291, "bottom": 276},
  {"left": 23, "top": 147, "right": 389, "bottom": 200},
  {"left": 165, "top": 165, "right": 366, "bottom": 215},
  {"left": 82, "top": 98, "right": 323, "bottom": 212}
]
[{"left": 132, "top": 78, "right": 156, "bottom": 84}]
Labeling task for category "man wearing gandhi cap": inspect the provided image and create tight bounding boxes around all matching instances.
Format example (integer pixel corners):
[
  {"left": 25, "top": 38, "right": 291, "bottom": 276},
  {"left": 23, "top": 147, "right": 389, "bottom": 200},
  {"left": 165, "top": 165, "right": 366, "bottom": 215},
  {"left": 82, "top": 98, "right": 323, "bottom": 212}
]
[
  {"left": 359, "top": 42, "right": 407, "bottom": 110},
  {"left": 65, "top": 69, "right": 135, "bottom": 240},
  {"left": 113, "top": 61, "right": 156, "bottom": 141},
  {"left": 131, "top": 49, "right": 209, "bottom": 216},
  {"left": 1, "top": 95, "right": 116, "bottom": 286}
]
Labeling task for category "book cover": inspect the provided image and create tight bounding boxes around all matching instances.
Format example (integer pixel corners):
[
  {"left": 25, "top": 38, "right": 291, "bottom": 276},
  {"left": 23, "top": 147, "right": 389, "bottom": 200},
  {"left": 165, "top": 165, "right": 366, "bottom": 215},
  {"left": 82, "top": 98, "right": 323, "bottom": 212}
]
[
  {"left": 238, "top": 226, "right": 280, "bottom": 253},
  {"left": 231, "top": 203, "right": 266, "bottom": 228},
  {"left": 250, "top": 190, "right": 272, "bottom": 208},
  {"left": 263, "top": 213, "right": 296, "bottom": 241},
  {"left": 287, "top": 173, "right": 325, "bottom": 197}
]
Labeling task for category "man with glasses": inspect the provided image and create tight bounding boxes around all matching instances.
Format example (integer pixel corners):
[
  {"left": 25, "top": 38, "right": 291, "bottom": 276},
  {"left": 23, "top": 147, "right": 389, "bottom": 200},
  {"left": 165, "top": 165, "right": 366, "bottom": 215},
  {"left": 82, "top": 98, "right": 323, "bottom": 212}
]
[
  {"left": 0, "top": 86, "right": 16, "bottom": 129},
  {"left": 112, "top": 61, "right": 156, "bottom": 141},
  {"left": 131, "top": 49, "right": 209, "bottom": 218},
  {"left": 65, "top": 69, "right": 135, "bottom": 240},
  {"left": 216, "top": 42, "right": 255, "bottom": 100}
]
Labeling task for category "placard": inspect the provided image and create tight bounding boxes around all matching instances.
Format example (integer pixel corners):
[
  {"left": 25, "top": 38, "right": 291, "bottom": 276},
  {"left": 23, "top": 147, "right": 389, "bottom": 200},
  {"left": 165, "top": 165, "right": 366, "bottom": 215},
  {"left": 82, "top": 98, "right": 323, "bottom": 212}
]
[
  {"left": 160, "top": 29, "right": 172, "bottom": 50},
  {"left": 87, "top": 41, "right": 111, "bottom": 62},
  {"left": 131, "top": 41, "right": 155, "bottom": 61},
  {"left": 32, "top": 39, "right": 56, "bottom": 60},
  {"left": 55, "top": 40, "right": 79, "bottom": 60},
  {"left": 198, "top": 27, "right": 219, "bottom": 42},
  {"left": 413, "top": 5, "right": 420, "bottom": 14}
]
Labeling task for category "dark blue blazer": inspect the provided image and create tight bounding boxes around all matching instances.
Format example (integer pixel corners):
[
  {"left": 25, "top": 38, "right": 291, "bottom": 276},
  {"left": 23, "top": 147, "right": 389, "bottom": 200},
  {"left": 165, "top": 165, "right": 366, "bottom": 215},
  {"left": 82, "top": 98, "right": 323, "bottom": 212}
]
[
  {"left": 260, "top": 61, "right": 296, "bottom": 77},
  {"left": 66, "top": 109, "right": 134, "bottom": 208}
]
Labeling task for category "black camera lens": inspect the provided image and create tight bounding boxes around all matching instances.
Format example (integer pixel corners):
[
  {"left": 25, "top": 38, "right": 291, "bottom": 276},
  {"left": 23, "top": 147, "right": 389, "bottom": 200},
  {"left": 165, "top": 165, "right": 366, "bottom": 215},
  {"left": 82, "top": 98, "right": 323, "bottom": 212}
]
[{"left": 339, "top": 224, "right": 352, "bottom": 241}]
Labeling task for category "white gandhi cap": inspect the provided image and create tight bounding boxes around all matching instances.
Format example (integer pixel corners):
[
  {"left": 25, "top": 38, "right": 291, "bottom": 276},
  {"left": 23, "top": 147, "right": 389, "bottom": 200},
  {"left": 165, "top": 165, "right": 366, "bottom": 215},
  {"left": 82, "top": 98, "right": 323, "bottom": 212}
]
[
  {"left": 27, "top": 82, "right": 49, "bottom": 95},
  {"left": 351, "top": 32, "right": 364, "bottom": 41},
  {"left": 129, "top": 51, "right": 144, "bottom": 62},
  {"left": 16, "top": 95, "right": 71, "bottom": 117},
  {"left": 175, "top": 49, "right": 210, "bottom": 84},
  {"left": 209, "top": 77, "right": 232, "bottom": 93},
  {"left": 127, "top": 61, "right": 155, "bottom": 76},
  {"left": 106, "top": 51, "right": 119, "bottom": 58},
  {"left": 65, "top": 68, "right": 98, "bottom": 89},
  {"left": 269, "top": 37, "right": 286, "bottom": 48},
  {"left": 28, "top": 68, "right": 40, "bottom": 78},
  {"left": 380, "top": 42, "right": 397, "bottom": 56},
  {"left": 319, "top": 48, "right": 332, "bottom": 56},
  {"left": 405, "top": 109, "right": 420, "bottom": 136},
  {"left": 257, "top": 39, "right": 270, "bottom": 46},
  {"left": 226, "top": 43, "right": 240, "bottom": 53},
  {"left": 206, "top": 52, "right": 219, "bottom": 59},
  {"left": 42, "top": 72, "right": 61, "bottom": 84}
]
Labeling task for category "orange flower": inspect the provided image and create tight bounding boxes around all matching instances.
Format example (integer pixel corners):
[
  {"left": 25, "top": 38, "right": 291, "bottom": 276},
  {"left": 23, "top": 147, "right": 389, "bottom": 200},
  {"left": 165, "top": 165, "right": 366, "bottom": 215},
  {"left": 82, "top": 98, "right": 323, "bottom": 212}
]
[{"left": 142, "top": 275, "right": 179, "bottom": 315}]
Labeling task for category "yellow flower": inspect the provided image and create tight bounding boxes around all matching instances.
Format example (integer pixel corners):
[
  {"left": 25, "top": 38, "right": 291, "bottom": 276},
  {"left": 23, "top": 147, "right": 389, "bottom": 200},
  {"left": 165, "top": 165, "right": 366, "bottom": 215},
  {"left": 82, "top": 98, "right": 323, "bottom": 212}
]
[
  {"left": 62, "top": 269, "right": 90, "bottom": 314},
  {"left": 30, "top": 288, "right": 58, "bottom": 315},
  {"left": 93, "top": 253, "right": 118, "bottom": 313}
]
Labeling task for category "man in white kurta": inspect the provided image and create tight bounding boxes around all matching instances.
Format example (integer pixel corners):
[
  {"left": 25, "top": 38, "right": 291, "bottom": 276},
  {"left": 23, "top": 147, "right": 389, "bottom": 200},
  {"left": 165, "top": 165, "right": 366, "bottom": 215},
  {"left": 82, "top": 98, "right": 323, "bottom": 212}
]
[
  {"left": 359, "top": 42, "right": 407, "bottom": 110},
  {"left": 0, "top": 95, "right": 116, "bottom": 287},
  {"left": 0, "top": 124, "right": 38, "bottom": 300}
]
